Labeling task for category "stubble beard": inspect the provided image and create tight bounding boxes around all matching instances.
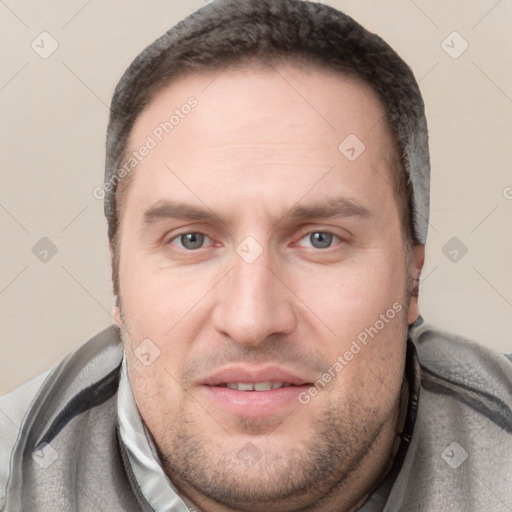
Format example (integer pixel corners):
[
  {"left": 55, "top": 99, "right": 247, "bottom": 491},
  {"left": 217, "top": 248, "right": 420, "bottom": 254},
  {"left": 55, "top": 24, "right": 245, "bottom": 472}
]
[
  {"left": 152, "top": 315, "right": 410, "bottom": 511},
  {"left": 154, "top": 399, "right": 390, "bottom": 511}
]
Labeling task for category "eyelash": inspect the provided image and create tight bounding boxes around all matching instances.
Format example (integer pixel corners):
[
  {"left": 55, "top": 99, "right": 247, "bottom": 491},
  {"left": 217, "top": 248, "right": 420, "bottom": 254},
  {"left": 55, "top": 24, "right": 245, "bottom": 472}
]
[{"left": 166, "top": 229, "right": 344, "bottom": 252}]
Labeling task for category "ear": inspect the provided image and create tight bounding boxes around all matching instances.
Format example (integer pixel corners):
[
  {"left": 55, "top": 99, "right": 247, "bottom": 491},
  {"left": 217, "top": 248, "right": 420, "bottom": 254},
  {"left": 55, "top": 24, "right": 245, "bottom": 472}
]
[
  {"left": 108, "top": 240, "right": 123, "bottom": 328},
  {"left": 112, "top": 295, "right": 123, "bottom": 328},
  {"left": 407, "top": 245, "right": 425, "bottom": 325}
]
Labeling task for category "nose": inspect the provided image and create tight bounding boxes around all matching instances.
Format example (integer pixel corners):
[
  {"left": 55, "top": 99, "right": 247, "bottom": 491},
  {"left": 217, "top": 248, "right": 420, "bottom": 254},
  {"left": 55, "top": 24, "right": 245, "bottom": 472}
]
[{"left": 211, "top": 246, "right": 298, "bottom": 347}]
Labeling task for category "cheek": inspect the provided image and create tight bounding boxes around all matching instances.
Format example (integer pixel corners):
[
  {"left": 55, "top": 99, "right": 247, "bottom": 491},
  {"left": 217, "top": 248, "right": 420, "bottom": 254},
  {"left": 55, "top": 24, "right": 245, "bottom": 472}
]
[
  {"left": 292, "top": 250, "right": 407, "bottom": 338},
  {"left": 123, "top": 272, "right": 215, "bottom": 348},
  {"left": 118, "top": 246, "right": 182, "bottom": 328},
  {"left": 293, "top": 247, "right": 408, "bottom": 396},
  {"left": 118, "top": 255, "right": 211, "bottom": 383},
  {"left": 127, "top": 357, "right": 183, "bottom": 435}
]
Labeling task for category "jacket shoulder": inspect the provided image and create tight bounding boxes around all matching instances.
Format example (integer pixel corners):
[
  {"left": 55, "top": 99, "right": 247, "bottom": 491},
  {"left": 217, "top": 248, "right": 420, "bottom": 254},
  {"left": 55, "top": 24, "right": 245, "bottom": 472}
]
[
  {"left": 385, "top": 321, "right": 512, "bottom": 511},
  {"left": 1, "top": 325, "right": 123, "bottom": 510},
  {"left": 410, "top": 319, "right": 512, "bottom": 427}
]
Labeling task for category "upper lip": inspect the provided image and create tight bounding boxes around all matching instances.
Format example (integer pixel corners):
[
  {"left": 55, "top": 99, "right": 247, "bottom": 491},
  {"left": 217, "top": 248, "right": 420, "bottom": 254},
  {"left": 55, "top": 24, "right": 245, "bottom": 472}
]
[{"left": 200, "top": 366, "right": 312, "bottom": 386}]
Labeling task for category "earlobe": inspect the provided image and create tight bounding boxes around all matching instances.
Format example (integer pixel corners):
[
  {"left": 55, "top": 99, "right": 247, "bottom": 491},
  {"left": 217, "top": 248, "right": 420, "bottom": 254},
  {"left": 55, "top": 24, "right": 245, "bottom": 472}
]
[
  {"left": 407, "top": 245, "right": 425, "bottom": 325},
  {"left": 411, "top": 244, "right": 425, "bottom": 281},
  {"left": 112, "top": 295, "right": 122, "bottom": 327}
]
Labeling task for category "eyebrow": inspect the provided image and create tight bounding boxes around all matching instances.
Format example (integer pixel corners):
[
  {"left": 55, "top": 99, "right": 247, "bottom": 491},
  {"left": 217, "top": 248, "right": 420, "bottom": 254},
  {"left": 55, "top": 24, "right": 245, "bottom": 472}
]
[
  {"left": 142, "top": 196, "right": 371, "bottom": 226},
  {"left": 143, "top": 201, "right": 218, "bottom": 224},
  {"left": 286, "top": 197, "right": 371, "bottom": 221}
]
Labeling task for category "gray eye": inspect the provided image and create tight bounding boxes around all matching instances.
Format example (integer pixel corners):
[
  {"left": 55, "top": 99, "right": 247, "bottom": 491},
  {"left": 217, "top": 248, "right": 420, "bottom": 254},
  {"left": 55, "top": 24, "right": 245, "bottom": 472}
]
[
  {"left": 180, "top": 233, "right": 205, "bottom": 250},
  {"left": 309, "top": 232, "right": 333, "bottom": 249}
]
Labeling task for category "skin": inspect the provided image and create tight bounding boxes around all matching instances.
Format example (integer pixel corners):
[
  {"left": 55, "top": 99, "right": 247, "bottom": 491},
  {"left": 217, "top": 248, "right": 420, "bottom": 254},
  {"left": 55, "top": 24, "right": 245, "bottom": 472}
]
[{"left": 113, "top": 62, "right": 425, "bottom": 512}]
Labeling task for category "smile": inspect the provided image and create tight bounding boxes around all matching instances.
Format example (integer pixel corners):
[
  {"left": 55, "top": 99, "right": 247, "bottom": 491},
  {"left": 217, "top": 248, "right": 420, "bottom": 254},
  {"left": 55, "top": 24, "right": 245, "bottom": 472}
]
[{"left": 222, "top": 382, "right": 296, "bottom": 391}]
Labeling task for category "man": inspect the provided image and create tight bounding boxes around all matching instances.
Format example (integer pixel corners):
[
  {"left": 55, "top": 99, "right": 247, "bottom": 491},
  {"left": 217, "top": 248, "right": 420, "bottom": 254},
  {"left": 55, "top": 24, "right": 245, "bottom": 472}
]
[{"left": 1, "top": 0, "right": 511, "bottom": 510}]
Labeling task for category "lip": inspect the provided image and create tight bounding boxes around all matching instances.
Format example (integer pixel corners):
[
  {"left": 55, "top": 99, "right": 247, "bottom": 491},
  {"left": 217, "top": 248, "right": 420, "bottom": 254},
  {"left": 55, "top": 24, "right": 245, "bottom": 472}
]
[
  {"left": 200, "top": 365, "right": 311, "bottom": 387},
  {"left": 198, "top": 365, "right": 314, "bottom": 419}
]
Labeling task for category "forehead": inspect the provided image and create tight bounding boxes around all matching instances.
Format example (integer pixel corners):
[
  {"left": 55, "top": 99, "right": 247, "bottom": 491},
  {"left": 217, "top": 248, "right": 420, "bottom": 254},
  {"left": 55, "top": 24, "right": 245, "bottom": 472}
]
[
  {"left": 131, "top": 61, "right": 392, "bottom": 147},
  {"left": 122, "top": 63, "right": 398, "bottom": 220}
]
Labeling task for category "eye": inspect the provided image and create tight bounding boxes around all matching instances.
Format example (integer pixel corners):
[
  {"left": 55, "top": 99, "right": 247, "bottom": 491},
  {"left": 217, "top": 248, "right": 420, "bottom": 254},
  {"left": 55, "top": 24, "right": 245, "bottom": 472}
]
[
  {"left": 296, "top": 231, "right": 341, "bottom": 249},
  {"left": 169, "top": 232, "right": 210, "bottom": 251}
]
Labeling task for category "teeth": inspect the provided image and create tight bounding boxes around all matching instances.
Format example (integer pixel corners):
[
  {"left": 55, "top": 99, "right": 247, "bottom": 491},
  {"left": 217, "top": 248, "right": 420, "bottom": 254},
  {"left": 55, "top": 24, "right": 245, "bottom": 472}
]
[
  {"left": 225, "top": 382, "right": 288, "bottom": 391},
  {"left": 237, "top": 383, "right": 254, "bottom": 391},
  {"left": 254, "top": 382, "right": 273, "bottom": 391}
]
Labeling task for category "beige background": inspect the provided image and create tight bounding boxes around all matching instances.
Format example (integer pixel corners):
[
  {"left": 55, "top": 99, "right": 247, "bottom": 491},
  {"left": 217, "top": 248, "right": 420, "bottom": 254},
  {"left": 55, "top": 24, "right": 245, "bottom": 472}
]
[{"left": 0, "top": 0, "right": 511, "bottom": 396}]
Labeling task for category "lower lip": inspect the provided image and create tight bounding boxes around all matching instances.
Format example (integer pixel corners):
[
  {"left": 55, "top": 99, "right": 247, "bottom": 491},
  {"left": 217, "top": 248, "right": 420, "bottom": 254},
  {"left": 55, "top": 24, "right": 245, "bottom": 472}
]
[{"left": 200, "top": 385, "right": 311, "bottom": 418}]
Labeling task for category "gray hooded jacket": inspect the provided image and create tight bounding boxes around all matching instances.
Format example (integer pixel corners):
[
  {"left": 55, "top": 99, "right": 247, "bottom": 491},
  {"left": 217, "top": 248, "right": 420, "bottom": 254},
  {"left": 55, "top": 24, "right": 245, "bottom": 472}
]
[{"left": 1, "top": 318, "right": 511, "bottom": 511}]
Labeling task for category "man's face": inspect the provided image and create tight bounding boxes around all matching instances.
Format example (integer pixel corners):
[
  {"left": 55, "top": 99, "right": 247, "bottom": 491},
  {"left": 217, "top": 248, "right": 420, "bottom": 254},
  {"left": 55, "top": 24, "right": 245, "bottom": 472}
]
[{"left": 116, "top": 63, "right": 423, "bottom": 511}]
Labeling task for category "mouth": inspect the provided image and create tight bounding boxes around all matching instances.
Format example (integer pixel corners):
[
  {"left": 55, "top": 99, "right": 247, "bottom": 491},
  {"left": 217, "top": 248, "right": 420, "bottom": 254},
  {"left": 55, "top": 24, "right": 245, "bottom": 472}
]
[
  {"left": 217, "top": 381, "right": 299, "bottom": 391},
  {"left": 198, "top": 367, "right": 314, "bottom": 418}
]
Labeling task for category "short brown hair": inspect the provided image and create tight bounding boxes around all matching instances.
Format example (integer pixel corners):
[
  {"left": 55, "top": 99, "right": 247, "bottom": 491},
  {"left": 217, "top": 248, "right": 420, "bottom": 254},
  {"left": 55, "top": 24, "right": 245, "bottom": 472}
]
[{"left": 105, "top": 0, "right": 429, "bottom": 295}]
